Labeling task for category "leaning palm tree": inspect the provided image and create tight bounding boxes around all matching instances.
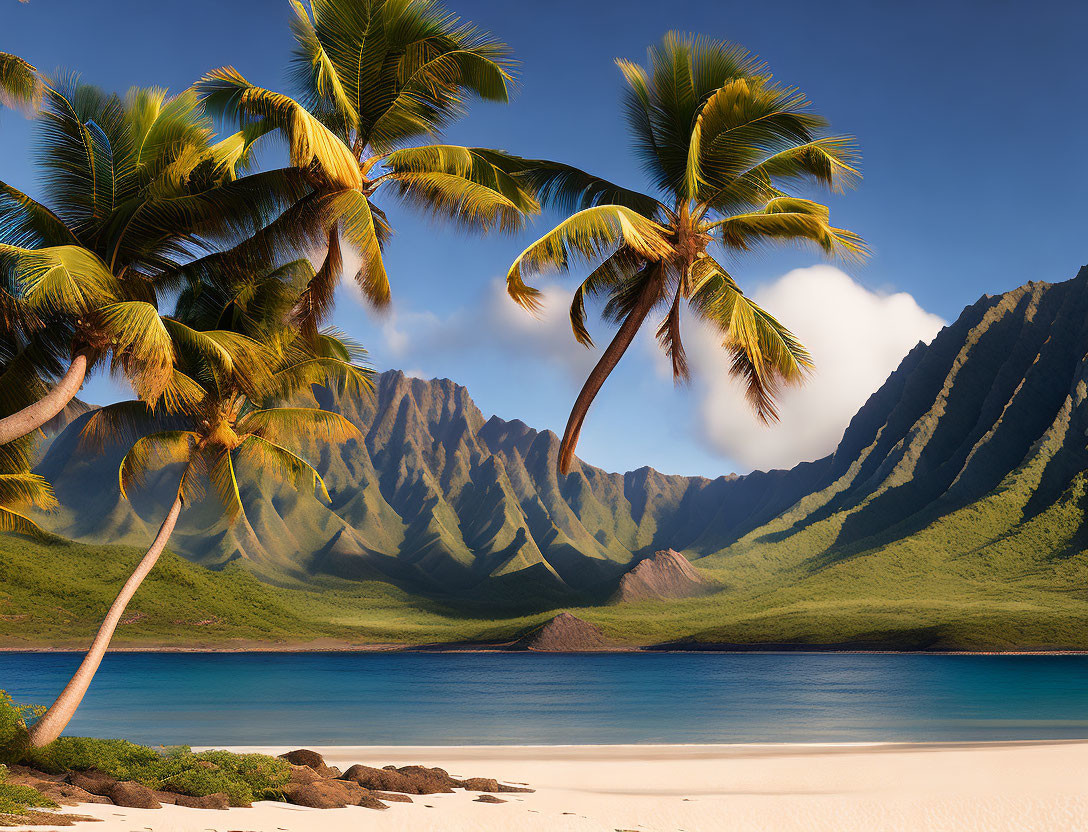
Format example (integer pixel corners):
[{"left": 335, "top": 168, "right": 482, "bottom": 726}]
[
  {"left": 506, "top": 33, "right": 867, "bottom": 474},
  {"left": 0, "top": 68, "right": 311, "bottom": 444},
  {"left": 193, "top": 0, "right": 540, "bottom": 338},
  {"left": 25, "top": 280, "right": 369, "bottom": 746}
]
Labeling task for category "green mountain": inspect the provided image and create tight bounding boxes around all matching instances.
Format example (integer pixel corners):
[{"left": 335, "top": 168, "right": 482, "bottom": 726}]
[
  {"left": 32, "top": 370, "right": 823, "bottom": 605},
  {"left": 8, "top": 267, "right": 1088, "bottom": 649}
]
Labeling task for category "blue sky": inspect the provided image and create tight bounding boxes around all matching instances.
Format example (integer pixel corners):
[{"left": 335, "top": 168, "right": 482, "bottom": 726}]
[{"left": 5, "top": 0, "right": 1088, "bottom": 477}]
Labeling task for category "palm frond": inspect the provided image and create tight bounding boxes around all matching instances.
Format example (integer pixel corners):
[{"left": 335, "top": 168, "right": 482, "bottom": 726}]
[
  {"left": 0, "top": 471, "right": 57, "bottom": 512},
  {"left": 390, "top": 171, "right": 529, "bottom": 232},
  {"left": 237, "top": 434, "right": 330, "bottom": 502},
  {"left": 159, "top": 368, "right": 207, "bottom": 414},
  {"left": 99, "top": 167, "right": 314, "bottom": 277},
  {"left": 0, "top": 433, "right": 41, "bottom": 475},
  {"left": 509, "top": 158, "right": 663, "bottom": 218},
  {"left": 656, "top": 287, "right": 688, "bottom": 382},
  {"left": 0, "top": 505, "right": 59, "bottom": 541},
  {"left": 304, "top": 0, "right": 514, "bottom": 149},
  {"left": 118, "top": 430, "right": 199, "bottom": 501},
  {"left": 0, "top": 52, "right": 44, "bottom": 113},
  {"left": 709, "top": 197, "right": 868, "bottom": 260},
  {"left": 79, "top": 400, "right": 158, "bottom": 450},
  {"left": 688, "top": 78, "right": 824, "bottom": 201},
  {"left": 384, "top": 144, "right": 540, "bottom": 227},
  {"left": 0, "top": 244, "right": 121, "bottom": 314},
  {"left": 163, "top": 320, "right": 273, "bottom": 397},
  {"left": 0, "top": 180, "right": 78, "bottom": 248},
  {"left": 688, "top": 257, "right": 811, "bottom": 422},
  {"left": 197, "top": 67, "right": 361, "bottom": 190},
  {"left": 239, "top": 406, "right": 359, "bottom": 444},
  {"left": 507, "top": 205, "right": 673, "bottom": 312},
  {"left": 331, "top": 189, "right": 389, "bottom": 308},
  {"left": 35, "top": 78, "right": 129, "bottom": 230},
  {"left": 569, "top": 247, "right": 645, "bottom": 347},
  {"left": 207, "top": 446, "right": 245, "bottom": 523},
  {"left": 600, "top": 262, "right": 667, "bottom": 324},
  {"left": 0, "top": 343, "right": 54, "bottom": 418},
  {"left": 315, "top": 327, "right": 369, "bottom": 365},
  {"left": 95, "top": 302, "right": 175, "bottom": 405},
  {"left": 291, "top": 224, "right": 341, "bottom": 339},
  {"left": 268, "top": 355, "right": 372, "bottom": 401},
  {"left": 288, "top": 0, "right": 358, "bottom": 126},
  {"left": 742, "top": 136, "right": 860, "bottom": 193}
]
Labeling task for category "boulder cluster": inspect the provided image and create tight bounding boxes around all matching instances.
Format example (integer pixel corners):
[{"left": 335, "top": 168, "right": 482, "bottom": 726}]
[
  {"left": 6, "top": 748, "right": 532, "bottom": 814},
  {"left": 273, "top": 749, "right": 533, "bottom": 810}
]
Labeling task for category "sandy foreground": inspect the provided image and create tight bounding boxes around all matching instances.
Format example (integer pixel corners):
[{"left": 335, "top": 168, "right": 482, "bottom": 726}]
[{"left": 14, "top": 741, "right": 1088, "bottom": 832}]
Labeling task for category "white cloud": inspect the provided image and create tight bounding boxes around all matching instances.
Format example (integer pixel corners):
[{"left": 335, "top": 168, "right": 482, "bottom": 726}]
[
  {"left": 678, "top": 265, "right": 945, "bottom": 471},
  {"left": 377, "top": 277, "right": 600, "bottom": 382},
  {"left": 356, "top": 258, "right": 944, "bottom": 476}
]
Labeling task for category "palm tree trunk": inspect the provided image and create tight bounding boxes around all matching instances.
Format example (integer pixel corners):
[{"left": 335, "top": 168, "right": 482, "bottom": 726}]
[
  {"left": 0, "top": 350, "right": 89, "bottom": 445},
  {"left": 557, "top": 274, "right": 661, "bottom": 476},
  {"left": 26, "top": 494, "right": 183, "bottom": 748}
]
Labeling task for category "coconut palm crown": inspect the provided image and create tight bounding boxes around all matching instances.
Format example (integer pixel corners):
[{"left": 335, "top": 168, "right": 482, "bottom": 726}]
[
  {"left": 506, "top": 33, "right": 868, "bottom": 474},
  {"left": 25, "top": 260, "right": 370, "bottom": 748},
  {"left": 195, "top": 0, "right": 541, "bottom": 339},
  {"left": 82, "top": 259, "right": 370, "bottom": 528},
  {"left": 0, "top": 67, "right": 313, "bottom": 444}
]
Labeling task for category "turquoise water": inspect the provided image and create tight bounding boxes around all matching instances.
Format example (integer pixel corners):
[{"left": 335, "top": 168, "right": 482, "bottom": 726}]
[{"left": 2, "top": 652, "right": 1087, "bottom": 745}]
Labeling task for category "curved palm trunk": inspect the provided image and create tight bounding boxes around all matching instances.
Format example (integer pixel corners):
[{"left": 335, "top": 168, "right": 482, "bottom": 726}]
[
  {"left": 27, "top": 495, "right": 183, "bottom": 748},
  {"left": 557, "top": 276, "right": 661, "bottom": 476},
  {"left": 0, "top": 350, "right": 89, "bottom": 445}
]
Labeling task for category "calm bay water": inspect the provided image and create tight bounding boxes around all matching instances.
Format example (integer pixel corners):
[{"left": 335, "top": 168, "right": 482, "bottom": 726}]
[{"left": 2, "top": 651, "right": 1087, "bottom": 746}]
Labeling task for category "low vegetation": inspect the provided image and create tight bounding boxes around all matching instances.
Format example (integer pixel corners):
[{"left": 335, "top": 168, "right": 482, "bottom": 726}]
[
  {"left": 5, "top": 487, "right": 1088, "bottom": 650},
  {"left": 0, "top": 765, "right": 56, "bottom": 817},
  {"left": 21, "top": 740, "right": 290, "bottom": 806},
  {"left": 0, "top": 690, "right": 290, "bottom": 812}
]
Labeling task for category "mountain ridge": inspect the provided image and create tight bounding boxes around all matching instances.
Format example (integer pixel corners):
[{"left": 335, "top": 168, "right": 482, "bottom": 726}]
[
  {"left": 33, "top": 367, "right": 826, "bottom": 604},
  {"left": 27, "top": 267, "right": 1088, "bottom": 625}
]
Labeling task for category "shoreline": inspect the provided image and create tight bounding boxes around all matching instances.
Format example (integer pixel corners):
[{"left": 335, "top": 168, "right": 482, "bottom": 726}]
[
  {"left": 28, "top": 740, "right": 1088, "bottom": 831},
  {"left": 4, "top": 642, "right": 1088, "bottom": 655}
]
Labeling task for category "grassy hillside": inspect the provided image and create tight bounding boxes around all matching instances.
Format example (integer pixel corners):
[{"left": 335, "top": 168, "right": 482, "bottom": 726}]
[
  {"left": 0, "top": 535, "right": 536, "bottom": 648},
  {"left": 5, "top": 507, "right": 1088, "bottom": 651}
]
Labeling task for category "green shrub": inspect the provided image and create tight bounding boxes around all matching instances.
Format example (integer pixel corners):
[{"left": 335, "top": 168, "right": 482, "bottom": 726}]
[
  {"left": 20, "top": 736, "right": 168, "bottom": 778},
  {"left": 0, "top": 691, "right": 41, "bottom": 759},
  {"left": 187, "top": 750, "right": 291, "bottom": 800},
  {"left": 21, "top": 739, "right": 290, "bottom": 807},
  {"left": 0, "top": 764, "right": 57, "bottom": 816},
  {"left": 155, "top": 766, "right": 255, "bottom": 806},
  {"left": 1, "top": 691, "right": 291, "bottom": 809}
]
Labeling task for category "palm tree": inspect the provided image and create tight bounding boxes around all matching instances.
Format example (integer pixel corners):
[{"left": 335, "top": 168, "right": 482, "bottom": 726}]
[
  {"left": 506, "top": 33, "right": 868, "bottom": 475},
  {"left": 26, "top": 264, "right": 370, "bottom": 746},
  {"left": 0, "top": 68, "right": 312, "bottom": 444},
  {"left": 193, "top": 0, "right": 540, "bottom": 339}
]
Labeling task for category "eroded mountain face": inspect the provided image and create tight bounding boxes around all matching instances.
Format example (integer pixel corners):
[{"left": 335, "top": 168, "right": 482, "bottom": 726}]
[
  {"left": 722, "top": 269, "right": 1088, "bottom": 566},
  {"left": 34, "top": 368, "right": 821, "bottom": 604},
  {"left": 33, "top": 267, "right": 1088, "bottom": 608}
]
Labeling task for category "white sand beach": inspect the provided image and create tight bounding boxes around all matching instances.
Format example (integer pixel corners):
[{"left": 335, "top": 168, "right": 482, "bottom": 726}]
[{"left": 16, "top": 741, "right": 1088, "bottom": 832}]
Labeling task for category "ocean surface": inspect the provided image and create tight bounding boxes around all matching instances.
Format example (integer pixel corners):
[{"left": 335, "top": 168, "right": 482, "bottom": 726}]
[{"left": 2, "top": 651, "right": 1087, "bottom": 746}]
